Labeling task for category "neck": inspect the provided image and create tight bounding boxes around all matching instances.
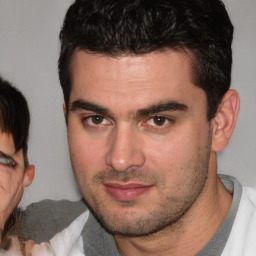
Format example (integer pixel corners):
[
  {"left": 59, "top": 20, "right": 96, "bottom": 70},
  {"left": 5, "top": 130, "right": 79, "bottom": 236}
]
[{"left": 115, "top": 156, "right": 233, "bottom": 256}]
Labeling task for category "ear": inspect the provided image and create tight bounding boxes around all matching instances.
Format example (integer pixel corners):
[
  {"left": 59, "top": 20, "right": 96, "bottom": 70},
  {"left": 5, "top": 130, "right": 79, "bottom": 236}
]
[
  {"left": 23, "top": 165, "right": 35, "bottom": 187},
  {"left": 211, "top": 89, "right": 240, "bottom": 152},
  {"left": 63, "top": 103, "right": 66, "bottom": 116}
]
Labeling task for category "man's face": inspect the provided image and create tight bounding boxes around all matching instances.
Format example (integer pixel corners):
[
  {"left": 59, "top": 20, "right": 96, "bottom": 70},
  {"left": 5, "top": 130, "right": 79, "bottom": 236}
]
[
  {"left": 0, "top": 132, "right": 27, "bottom": 228},
  {"left": 0, "top": 132, "right": 24, "bottom": 227},
  {"left": 67, "top": 50, "right": 214, "bottom": 236}
]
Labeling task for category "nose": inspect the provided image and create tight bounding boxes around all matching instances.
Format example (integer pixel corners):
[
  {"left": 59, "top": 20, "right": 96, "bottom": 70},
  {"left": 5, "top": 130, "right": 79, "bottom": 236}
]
[{"left": 105, "top": 125, "right": 145, "bottom": 172}]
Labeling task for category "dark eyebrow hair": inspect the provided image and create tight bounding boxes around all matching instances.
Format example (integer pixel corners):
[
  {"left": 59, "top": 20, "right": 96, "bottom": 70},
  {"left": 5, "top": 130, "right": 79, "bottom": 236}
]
[
  {"left": 70, "top": 99, "right": 188, "bottom": 118},
  {"left": 136, "top": 101, "right": 188, "bottom": 117},
  {"left": 70, "top": 100, "right": 110, "bottom": 116}
]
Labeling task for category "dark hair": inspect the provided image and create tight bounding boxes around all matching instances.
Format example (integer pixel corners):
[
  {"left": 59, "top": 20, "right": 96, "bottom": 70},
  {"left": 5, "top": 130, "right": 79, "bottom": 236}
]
[
  {"left": 59, "top": 0, "right": 233, "bottom": 120},
  {"left": 0, "top": 76, "right": 30, "bottom": 167}
]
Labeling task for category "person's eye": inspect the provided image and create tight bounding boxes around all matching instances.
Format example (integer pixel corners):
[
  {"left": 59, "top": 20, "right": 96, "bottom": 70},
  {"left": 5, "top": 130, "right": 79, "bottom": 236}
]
[
  {"left": 145, "top": 116, "right": 173, "bottom": 128},
  {"left": 83, "top": 115, "right": 112, "bottom": 127},
  {"left": 0, "top": 151, "right": 17, "bottom": 168}
]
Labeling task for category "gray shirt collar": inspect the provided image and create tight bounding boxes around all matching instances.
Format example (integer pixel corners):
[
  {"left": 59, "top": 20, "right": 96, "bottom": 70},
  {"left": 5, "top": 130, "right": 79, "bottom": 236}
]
[{"left": 197, "top": 174, "right": 242, "bottom": 256}]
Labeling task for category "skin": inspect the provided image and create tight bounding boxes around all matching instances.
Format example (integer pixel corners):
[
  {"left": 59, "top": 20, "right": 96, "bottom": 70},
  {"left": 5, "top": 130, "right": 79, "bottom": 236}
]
[
  {"left": 0, "top": 132, "right": 34, "bottom": 232},
  {"left": 66, "top": 49, "right": 239, "bottom": 255},
  {"left": 0, "top": 237, "right": 54, "bottom": 256}
]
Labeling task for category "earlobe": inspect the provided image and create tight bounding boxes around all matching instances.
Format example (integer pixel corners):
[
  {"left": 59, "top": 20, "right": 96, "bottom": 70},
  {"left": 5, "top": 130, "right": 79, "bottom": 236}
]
[
  {"left": 211, "top": 89, "right": 240, "bottom": 152},
  {"left": 23, "top": 165, "right": 35, "bottom": 187}
]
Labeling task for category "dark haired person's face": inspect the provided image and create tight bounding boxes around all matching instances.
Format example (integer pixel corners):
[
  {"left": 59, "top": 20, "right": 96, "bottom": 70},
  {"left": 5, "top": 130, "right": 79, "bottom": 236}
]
[
  {"left": 0, "top": 132, "right": 34, "bottom": 230},
  {"left": 66, "top": 50, "right": 216, "bottom": 236}
]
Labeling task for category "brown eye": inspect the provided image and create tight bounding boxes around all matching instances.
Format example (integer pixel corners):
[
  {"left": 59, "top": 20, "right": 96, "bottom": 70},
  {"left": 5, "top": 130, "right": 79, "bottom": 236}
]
[
  {"left": 91, "top": 115, "right": 104, "bottom": 124},
  {"left": 83, "top": 114, "right": 111, "bottom": 128},
  {"left": 153, "top": 116, "right": 166, "bottom": 126}
]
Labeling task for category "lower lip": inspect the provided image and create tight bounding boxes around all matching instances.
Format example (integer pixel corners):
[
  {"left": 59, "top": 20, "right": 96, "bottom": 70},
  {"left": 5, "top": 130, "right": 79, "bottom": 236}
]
[{"left": 104, "top": 185, "right": 152, "bottom": 201}]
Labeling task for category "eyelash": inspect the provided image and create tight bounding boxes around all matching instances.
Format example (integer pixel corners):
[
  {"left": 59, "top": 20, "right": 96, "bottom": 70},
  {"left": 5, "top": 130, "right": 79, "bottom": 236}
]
[
  {"left": 82, "top": 115, "right": 112, "bottom": 128},
  {"left": 0, "top": 152, "right": 17, "bottom": 168},
  {"left": 144, "top": 116, "right": 174, "bottom": 128},
  {"left": 82, "top": 114, "right": 174, "bottom": 129}
]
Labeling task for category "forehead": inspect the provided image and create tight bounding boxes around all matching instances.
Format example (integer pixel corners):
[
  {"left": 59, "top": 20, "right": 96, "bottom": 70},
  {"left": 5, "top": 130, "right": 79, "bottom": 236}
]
[
  {"left": 0, "top": 131, "right": 15, "bottom": 152},
  {"left": 0, "top": 131, "right": 24, "bottom": 166},
  {"left": 69, "top": 50, "right": 206, "bottom": 113}
]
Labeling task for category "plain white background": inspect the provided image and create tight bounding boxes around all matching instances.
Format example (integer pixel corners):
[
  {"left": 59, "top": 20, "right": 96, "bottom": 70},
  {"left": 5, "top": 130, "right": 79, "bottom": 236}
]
[{"left": 0, "top": 0, "right": 255, "bottom": 207}]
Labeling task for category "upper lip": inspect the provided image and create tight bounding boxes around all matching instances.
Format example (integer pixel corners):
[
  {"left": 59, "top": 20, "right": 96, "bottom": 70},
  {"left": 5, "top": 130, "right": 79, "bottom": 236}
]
[{"left": 103, "top": 182, "right": 153, "bottom": 189}]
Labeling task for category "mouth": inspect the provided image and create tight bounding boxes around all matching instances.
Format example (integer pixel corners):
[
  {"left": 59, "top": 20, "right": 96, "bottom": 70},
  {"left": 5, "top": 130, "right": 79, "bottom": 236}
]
[{"left": 103, "top": 182, "right": 153, "bottom": 201}]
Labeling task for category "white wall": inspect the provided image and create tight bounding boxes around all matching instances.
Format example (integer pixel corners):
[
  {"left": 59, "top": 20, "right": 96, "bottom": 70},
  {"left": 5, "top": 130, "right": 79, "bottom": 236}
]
[{"left": 0, "top": 0, "right": 255, "bottom": 207}]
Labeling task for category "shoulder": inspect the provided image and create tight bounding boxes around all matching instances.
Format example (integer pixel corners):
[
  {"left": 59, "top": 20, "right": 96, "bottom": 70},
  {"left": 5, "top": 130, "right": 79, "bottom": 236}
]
[
  {"left": 240, "top": 186, "right": 256, "bottom": 213},
  {"left": 221, "top": 186, "right": 256, "bottom": 255},
  {"left": 13, "top": 199, "right": 87, "bottom": 243},
  {"left": 25, "top": 199, "right": 87, "bottom": 217}
]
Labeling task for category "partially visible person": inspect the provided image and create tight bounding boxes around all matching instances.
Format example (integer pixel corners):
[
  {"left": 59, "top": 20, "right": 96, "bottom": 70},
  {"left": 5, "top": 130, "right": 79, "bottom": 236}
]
[
  {"left": 1, "top": 210, "right": 89, "bottom": 256},
  {"left": 0, "top": 77, "right": 88, "bottom": 255},
  {"left": 0, "top": 76, "right": 34, "bottom": 248}
]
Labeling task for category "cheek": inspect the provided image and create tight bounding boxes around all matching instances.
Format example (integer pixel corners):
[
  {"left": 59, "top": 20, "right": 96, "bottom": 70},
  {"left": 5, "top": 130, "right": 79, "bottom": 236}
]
[
  {"left": 145, "top": 127, "right": 207, "bottom": 171},
  {"left": 68, "top": 131, "right": 107, "bottom": 174},
  {"left": 0, "top": 169, "right": 22, "bottom": 195},
  {"left": 146, "top": 133, "right": 185, "bottom": 158},
  {"left": 0, "top": 169, "right": 11, "bottom": 192}
]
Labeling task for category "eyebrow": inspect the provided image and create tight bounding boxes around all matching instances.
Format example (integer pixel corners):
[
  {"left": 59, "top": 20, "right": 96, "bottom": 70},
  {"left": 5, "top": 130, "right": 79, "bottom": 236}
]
[
  {"left": 136, "top": 101, "right": 188, "bottom": 117},
  {"left": 70, "top": 100, "right": 110, "bottom": 116},
  {"left": 70, "top": 99, "right": 188, "bottom": 118}
]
